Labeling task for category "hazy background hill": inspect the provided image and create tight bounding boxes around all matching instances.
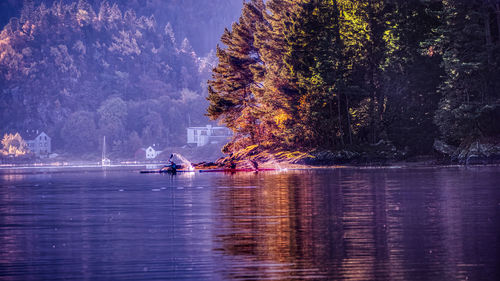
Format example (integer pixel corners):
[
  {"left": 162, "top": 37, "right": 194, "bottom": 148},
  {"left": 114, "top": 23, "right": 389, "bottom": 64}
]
[
  {"left": 1, "top": 0, "right": 243, "bottom": 56},
  {"left": 0, "top": 0, "right": 242, "bottom": 158}
]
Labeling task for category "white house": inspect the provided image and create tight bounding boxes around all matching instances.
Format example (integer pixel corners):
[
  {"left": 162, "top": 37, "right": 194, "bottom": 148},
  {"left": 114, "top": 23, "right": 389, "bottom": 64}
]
[
  {"left": 145, "top": 146, "right": 162, "bottom": 159},
  {"left": 23, "top": 130, "right": 51, "bottom": 157},
  {"left": 187, "top": 125, "right": 232, "bottom": 147}
]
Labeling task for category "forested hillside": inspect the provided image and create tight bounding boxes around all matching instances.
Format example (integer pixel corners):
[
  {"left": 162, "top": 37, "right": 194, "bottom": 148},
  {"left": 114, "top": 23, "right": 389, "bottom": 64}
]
[
  {"left": 208, "top": 0, "right": 500, "bottom": 160},
  {"left": 0, "top": 0, "right": 242, "bottom": 157},
  {"left": 1, "top": 0, "right": 243, "bottom": 56}
]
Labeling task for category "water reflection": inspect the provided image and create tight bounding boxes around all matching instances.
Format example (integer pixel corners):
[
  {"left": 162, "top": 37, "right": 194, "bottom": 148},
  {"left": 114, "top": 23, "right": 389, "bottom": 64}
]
[
  {"left": 1, "top": 173, "right": 27, "bottom": 181},
  {"left": 212, "top": 168, "right": 500, "bottom": 281},
  {"left": 0, "top": 167, "right": 499, "bottom": 280}
]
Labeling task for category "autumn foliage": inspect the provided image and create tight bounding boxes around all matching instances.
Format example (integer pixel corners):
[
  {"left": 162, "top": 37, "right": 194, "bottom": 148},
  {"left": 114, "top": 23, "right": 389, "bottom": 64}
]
[{"left": 1, "top": 133, "right": 29, "bottom": 156}]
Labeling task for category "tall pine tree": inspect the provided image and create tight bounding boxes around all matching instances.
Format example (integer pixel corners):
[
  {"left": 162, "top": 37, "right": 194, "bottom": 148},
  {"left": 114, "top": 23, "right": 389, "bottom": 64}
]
[
  {"left": 282, "top": 0, "right": 344, "bottom": 148},
  {"left": 207, "top": 0, "right": 265, "bottom": 151},
  {"left": 430, "top": 0, "right": 500, "bottom": 145}
]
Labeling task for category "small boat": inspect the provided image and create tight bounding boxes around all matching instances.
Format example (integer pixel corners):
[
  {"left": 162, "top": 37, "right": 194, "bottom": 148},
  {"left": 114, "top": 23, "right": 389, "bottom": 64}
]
[
  {"left": 139, "top": 164, "right": 187, "bottom": 174},
  {"left": 198, "top": 168, "right": 276, "bottom": 173},
  {"left": 160, "top": 166, "right": 176, "bottom": 174},
  {"left": 139, "top": 169, "right": 192, "bottom": 174}
]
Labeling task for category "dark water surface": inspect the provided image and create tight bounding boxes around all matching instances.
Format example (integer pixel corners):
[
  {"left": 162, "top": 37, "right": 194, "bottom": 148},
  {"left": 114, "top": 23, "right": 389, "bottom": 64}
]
[{"left": 0, "top": 166, "right": 499, "bottom": 280}]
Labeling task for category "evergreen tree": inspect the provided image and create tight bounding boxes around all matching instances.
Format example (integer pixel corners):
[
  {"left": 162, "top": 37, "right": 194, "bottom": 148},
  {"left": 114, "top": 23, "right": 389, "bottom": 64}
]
[
  {"left": 429, "top": 0, "right": 500, "bottom": 145},
  {"left": 335, "top": 0, "right": 387, "bottom": 145},
  {"left": 380, "top": 1, "right": 443, "bottom": 155},
  {"left": 360, "top": 0, "right": 388, "bottom": 144},
  {"left": 207, "top": 0, "right": 264, "bottom": 151},
  {"left": 251, "top": 0, "right": 306, "bottom": 148},
  {"left": 281, "top": 0, "right": 344, "bottom": 148}
]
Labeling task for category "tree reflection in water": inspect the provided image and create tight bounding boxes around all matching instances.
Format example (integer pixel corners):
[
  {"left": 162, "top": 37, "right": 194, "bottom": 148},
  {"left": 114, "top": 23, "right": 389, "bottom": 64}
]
[{"left": 211, "top": 168, "right": 500, "bottom": 281}]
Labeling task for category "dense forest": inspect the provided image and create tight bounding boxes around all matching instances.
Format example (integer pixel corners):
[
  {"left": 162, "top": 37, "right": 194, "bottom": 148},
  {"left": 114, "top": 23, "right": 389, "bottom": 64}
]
[
  {"left": 208, "top": 0, "right": 500, "bottom": 160},
  {"left": 0, "top": 0, "right": 242, "bottom": 157},
  {"left": 2, "top": 0, "right": 500, "bottom": 163}
]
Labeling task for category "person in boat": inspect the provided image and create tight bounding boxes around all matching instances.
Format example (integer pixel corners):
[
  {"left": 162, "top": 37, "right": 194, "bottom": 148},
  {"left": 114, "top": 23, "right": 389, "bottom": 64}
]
[
  {"left": 161, "top": 154, "right": 177, "bottom": 173},
  {"left": 169, "top": 154, "right": 177, "bottom": 169}
]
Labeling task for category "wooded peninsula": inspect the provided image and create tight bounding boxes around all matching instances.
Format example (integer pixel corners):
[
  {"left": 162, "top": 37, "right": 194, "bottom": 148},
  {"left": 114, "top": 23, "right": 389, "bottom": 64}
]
[{"left": 207, "top": 0, "right": 500, "bottom": 165}]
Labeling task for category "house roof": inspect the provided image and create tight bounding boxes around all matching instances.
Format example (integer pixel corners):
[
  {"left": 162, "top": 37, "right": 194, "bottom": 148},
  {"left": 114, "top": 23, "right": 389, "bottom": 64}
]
[{"left": 20, "top": 130, "right": 48, "bottom": 141}]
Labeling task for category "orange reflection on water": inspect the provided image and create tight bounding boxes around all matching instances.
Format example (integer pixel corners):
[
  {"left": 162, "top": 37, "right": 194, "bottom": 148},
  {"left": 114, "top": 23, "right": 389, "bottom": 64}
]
[
  {"left": 1, "top": 173, "right": 26, "bottom": 181},
  {"left": 211, "top": 169, "right": 475, "bottom": 281},
  {"left": 213, "top": 172, "right": 338, "bottom": 279}
]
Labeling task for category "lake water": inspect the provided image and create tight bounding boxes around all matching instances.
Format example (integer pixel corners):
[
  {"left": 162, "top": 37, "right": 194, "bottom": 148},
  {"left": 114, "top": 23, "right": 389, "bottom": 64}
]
[{"left": 0, "top": 166, "right": 499, "bottom": 280}]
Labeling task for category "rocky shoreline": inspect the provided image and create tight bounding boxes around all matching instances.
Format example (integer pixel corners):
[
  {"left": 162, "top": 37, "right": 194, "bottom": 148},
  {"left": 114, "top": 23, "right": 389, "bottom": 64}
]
[
  {"left": 195, "top": 137, "right": 500, "bottom": 169},
  {"left": 433, "top": 137, "right": 500, "bottom": 165}
]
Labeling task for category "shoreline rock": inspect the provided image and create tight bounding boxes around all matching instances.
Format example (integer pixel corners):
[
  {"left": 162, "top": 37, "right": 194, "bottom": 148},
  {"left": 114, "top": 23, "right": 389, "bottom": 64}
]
[
  {"left": 208, "top": 137, "right": 500, "bottom": 168},
  {"left": 434, "top": 137, "right": 500, "bottom": 165},
  {"left": 210, "top": 140, "right": 413, "bottom": 168}
]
